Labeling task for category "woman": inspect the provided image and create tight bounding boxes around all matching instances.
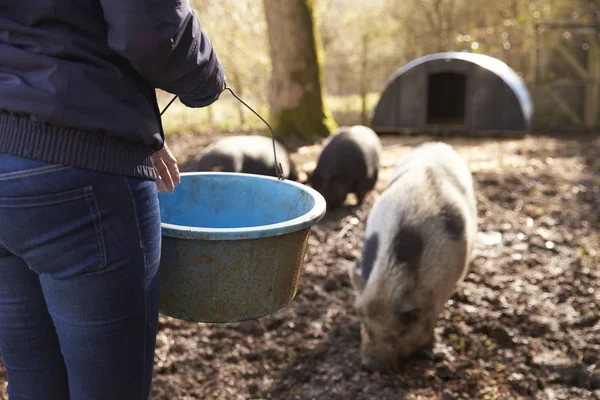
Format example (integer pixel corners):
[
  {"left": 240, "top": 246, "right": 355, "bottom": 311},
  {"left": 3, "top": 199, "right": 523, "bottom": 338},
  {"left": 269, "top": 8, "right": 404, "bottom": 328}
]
[{"left": 0, "top": 1, "right": 224, "bottom": 399}]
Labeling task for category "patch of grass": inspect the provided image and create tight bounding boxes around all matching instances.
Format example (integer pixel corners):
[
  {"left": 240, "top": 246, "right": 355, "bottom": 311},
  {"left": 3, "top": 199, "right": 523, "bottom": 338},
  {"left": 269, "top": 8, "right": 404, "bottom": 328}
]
[
  {"left": 326, "top": 92, "right": 380, "bottom": 126},
  {"left": 157, "top": 91, "right": 269, "bottom": 135},
  {"left": 156, "top": 90, "right": 381, "bottom": 136}
]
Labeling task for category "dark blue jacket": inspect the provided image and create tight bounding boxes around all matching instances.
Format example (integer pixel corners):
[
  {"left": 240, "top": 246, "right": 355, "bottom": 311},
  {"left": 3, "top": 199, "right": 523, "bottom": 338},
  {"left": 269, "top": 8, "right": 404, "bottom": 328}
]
[{"left": 0, "top": 0, "right": 224, "bottom": 179}]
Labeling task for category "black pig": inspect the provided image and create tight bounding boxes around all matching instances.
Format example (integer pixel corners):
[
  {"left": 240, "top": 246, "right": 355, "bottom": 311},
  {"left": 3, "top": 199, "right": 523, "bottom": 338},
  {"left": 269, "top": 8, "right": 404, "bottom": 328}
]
[
  {"left": 193, "top": 135, "right": 298, "bottom": 181},
  {"left": 309, "top": 125, "right": 381, "bottom": 208}
]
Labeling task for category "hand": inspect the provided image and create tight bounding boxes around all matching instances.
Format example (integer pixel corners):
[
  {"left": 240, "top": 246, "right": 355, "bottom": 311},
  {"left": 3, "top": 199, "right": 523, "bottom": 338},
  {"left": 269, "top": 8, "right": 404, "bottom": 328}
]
[{"left": 152, "top": 141, "right": 180, "bottom": 193}]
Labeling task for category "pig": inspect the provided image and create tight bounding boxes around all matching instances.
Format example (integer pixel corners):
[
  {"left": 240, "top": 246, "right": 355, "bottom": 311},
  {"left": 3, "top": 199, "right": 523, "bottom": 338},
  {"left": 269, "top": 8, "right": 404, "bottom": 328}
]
[
  {"left": 308, "top": 125, "right": 381, "bottom": 208},
  {"left": 349, "top": 141, "right": 477, "bottom": 370},
  {"left": 193, "top": 135, "right": 298, "bottom": 181}
]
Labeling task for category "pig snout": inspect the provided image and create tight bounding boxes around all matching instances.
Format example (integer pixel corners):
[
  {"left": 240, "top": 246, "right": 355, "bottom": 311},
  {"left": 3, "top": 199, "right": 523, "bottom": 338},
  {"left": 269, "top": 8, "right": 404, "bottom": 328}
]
[
  {"left": 310, "top": 175, "right": 348, "bottom": 208},
  {"left": 358, "top": 326, "right": 397, "bottom": 371},
  {"left": 359, "top": 327, "right": 401, "bottom": 371},
  {"left": 357, "top": 308, "right": 437, "bottom": 370},
  {"left": 360, "top": 355, "right": 380, "bottom": 371}
]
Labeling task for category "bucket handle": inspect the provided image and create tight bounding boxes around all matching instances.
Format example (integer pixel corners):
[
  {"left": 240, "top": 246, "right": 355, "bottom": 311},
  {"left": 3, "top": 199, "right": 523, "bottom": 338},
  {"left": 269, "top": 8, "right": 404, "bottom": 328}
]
[{"left": 160, "top": 85, "right": 285, "bottom": 180}]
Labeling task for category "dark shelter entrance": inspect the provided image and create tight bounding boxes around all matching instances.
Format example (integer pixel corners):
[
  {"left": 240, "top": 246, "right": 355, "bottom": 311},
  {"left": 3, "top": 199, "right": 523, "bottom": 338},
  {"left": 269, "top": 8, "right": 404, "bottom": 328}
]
[{"left": 427, "top": 72, "right": 467, "bottom": 125}]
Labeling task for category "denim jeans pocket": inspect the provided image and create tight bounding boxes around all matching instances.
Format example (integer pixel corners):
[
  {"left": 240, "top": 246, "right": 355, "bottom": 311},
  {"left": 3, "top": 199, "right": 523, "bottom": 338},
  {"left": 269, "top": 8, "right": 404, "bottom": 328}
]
[{"left": 0, "top": 186, "right": 107, "bottom": 278}]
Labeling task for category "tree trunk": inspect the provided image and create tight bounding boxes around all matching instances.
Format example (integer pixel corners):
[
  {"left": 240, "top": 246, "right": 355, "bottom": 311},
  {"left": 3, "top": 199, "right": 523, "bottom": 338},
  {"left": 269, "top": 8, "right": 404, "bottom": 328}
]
[
  {"left": 360, "top": 34, "right": 369, "bottom": 125},
  {"left": 263, "top": 0, "right": 336, "bottom": 139},
  {"left": 230, "top": 70, "right": 246, "bottom": 126}
]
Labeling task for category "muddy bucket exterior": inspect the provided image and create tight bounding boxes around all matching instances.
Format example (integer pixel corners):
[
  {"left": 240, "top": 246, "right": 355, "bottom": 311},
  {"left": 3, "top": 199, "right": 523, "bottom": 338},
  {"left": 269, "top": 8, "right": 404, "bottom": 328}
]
[{"left": 157, "top": 172, "right": 326, "bottom": 323}]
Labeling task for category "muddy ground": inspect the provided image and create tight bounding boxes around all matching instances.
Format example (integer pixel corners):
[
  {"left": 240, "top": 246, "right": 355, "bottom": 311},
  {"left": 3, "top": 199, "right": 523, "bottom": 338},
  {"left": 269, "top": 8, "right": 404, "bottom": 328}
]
[{"left": 1, "top": 132, "right": 599, "bottom": 400}]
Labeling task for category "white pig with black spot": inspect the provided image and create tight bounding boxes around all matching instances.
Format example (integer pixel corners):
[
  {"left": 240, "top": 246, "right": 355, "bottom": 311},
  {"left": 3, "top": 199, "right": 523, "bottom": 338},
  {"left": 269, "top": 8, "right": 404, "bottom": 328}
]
[{"left": 350, "top": 141, "right": 477, "bottom": 370}]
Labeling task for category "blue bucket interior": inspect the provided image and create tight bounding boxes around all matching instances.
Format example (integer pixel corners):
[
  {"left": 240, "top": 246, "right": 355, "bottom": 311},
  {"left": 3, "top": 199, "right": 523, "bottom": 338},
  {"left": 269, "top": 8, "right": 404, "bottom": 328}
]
[{"left": 158, "top": 172, "right": 326, "bottom": 240}]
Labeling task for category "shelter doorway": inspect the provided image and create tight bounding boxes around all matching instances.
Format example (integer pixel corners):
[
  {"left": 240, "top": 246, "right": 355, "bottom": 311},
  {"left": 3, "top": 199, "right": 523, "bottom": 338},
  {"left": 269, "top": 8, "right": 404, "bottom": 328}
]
[{"left": 426, "top": 72, "right": 466, "bottom": 125}]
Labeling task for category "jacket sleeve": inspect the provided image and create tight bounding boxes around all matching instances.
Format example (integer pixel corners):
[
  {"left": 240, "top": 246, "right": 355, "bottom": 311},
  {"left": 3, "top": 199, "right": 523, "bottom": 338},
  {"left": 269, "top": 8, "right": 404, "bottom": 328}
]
[{"left": 99, "top": 0, "right": 224, "bottom": 108}]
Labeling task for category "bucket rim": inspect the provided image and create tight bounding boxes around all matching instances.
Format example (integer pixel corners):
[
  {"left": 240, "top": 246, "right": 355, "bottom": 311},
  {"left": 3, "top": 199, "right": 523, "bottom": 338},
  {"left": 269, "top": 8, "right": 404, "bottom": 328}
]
[{"left": 159, "top": 172, "right": 327, "bottom": 240}]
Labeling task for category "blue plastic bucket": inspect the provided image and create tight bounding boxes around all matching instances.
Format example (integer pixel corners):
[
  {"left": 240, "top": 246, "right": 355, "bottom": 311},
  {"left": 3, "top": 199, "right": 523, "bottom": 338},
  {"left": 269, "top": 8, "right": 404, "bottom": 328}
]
[{"left": 157, "top": 172, "right": 327, "bottom": 323}]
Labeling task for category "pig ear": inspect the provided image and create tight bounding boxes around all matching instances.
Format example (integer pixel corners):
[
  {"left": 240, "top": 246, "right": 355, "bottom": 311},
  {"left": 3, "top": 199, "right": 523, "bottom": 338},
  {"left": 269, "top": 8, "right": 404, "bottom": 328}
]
[
  {"left": 396, "top": 297, "right": 420, "bottom": 323},
  {"left": 397, "top": 299, "right": 418, "bottom": 313},
  {"left": 348, "top": 261, "right": 366, "bottom": 294}
]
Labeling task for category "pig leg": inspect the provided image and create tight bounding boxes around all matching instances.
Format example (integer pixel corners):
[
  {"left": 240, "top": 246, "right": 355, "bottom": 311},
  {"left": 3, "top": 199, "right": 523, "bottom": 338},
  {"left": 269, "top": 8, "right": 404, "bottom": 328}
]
[
  {"left": 368, "top": 168, "right": 379, "bottom": 191},
  {"left": 355, "top": 183, "right": 368, "bottom": 206},
  {"left": 354, "top": 170, "right": 378, "bottom": 206}
]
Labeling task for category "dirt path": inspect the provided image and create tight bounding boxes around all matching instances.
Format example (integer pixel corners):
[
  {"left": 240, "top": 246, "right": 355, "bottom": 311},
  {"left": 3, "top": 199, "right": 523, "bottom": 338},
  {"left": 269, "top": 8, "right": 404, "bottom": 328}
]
[{"left": 1, "top": 133, "right": 599, "bottom": 400}]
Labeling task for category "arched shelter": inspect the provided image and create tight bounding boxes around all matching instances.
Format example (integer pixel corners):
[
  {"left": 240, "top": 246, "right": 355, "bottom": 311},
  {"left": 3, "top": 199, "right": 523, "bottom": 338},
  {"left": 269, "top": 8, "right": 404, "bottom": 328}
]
[{"left": 371, "top": 52, "right": 533, "bottom": 135}]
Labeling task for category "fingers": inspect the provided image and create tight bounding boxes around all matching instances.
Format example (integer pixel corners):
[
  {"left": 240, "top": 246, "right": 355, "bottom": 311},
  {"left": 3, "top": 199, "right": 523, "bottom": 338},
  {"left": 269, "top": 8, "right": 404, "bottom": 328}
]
[
  {"left": 152, "top": 142, "right": 180, "bottom": 194},
  {"left": 154, "top": 157, "right": 175, "bottom": 193},
  {"left": 154, "top": 167, "right": 167, "bottom": 192},
  {"left": 159, "top": 145, "right": 180, "bottom": 185}
]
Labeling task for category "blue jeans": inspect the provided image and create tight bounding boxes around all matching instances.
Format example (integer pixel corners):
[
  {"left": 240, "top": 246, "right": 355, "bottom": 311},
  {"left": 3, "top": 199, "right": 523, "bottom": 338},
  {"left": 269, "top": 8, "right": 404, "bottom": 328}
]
[{"left": 0, "top": 153, "right": 161, "bottom": 400}]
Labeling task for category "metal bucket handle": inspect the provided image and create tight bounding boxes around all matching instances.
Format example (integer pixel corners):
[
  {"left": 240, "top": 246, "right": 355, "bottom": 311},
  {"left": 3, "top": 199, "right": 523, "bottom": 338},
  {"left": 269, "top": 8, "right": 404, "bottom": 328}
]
[{"left": 160, "top": 84, "right": 285, "bottom": 180}]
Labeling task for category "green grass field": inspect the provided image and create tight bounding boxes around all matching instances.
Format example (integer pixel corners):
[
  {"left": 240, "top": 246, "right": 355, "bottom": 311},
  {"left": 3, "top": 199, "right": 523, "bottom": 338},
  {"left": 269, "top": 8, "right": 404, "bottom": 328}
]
[{"left": 157, "top": 90, "right": 381, "bottom": 136}]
